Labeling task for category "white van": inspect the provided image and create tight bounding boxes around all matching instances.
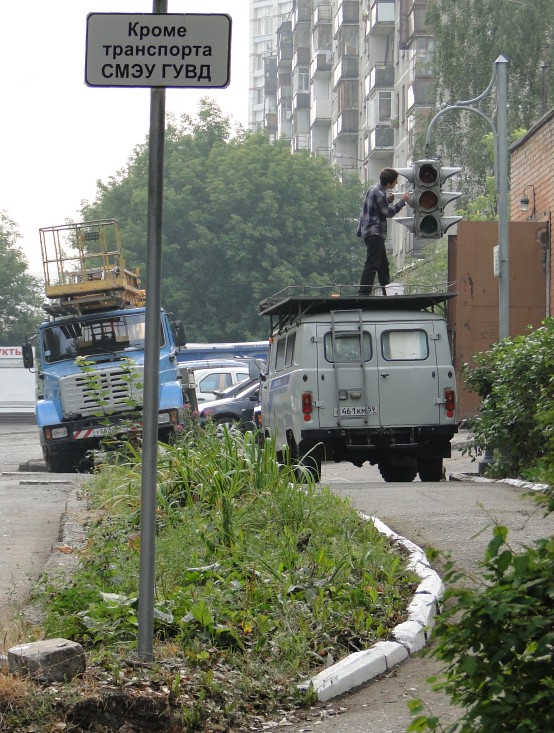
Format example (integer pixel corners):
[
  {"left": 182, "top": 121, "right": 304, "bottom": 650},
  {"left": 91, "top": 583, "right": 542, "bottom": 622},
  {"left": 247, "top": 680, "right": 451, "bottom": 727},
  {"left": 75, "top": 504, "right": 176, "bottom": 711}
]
[{"left": 256, "top": 290, "right": 457, "bottom": 482}]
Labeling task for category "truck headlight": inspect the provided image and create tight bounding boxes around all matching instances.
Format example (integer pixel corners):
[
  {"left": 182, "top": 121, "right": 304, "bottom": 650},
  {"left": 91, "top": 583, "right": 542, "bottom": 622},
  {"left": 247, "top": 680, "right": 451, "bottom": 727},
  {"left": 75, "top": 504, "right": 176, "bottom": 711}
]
[{"left": 44, "top": 426, "right": 69, "bottom": 441}]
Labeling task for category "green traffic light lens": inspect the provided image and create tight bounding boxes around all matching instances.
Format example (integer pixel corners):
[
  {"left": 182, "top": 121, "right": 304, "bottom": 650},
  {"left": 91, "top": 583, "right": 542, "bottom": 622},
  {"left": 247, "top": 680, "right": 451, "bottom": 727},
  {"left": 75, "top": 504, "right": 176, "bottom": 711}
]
[
  {"left": 420, "top": 215, "right": 439, "bottom": 235},
  {"left": 418, "top": 190, "right": 439, "bottom": 211},
  {"left": 418, "top": 164, "right": 439, "bottom": 186}
]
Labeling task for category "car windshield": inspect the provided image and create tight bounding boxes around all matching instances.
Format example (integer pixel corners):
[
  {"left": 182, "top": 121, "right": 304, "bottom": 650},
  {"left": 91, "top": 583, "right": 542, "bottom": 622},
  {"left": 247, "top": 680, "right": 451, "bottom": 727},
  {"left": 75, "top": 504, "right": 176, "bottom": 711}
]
[{"left": 42, "top": 313, "right": 163, "bottom": 364}]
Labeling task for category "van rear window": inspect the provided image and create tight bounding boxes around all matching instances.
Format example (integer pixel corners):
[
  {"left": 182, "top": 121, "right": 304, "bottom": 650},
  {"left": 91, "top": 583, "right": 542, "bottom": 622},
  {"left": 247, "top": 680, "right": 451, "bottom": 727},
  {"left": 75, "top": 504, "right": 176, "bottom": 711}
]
[
  {"left": 324, "top": 332, "right": 372, "bottom": 363},
  {"left": 381, "top": 330, "right": 429, "bottom": 361}
]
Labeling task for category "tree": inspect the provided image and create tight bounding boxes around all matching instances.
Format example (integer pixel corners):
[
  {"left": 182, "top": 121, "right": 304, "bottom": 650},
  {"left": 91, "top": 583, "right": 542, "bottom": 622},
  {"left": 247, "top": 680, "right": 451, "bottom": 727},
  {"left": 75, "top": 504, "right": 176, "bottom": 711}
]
[
  {"left": 0, "top": 213, "right": 43, "bottom": 345},
  {"left": 81, "top": 99, "right": 365, "bottom": 341},
  {"left": 426, "top": 0, "right": 554, "bottom": 198}
]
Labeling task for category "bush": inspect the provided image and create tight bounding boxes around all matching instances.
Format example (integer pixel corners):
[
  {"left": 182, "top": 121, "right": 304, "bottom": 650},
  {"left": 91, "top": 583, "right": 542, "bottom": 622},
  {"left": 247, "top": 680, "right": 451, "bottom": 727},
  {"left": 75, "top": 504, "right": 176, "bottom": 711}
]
[
  {"left": 464, "top": 318, "right": 554, "bottom": 479},
  {"left": 408, "top": 525, "right": 554, "bottom": 733}
]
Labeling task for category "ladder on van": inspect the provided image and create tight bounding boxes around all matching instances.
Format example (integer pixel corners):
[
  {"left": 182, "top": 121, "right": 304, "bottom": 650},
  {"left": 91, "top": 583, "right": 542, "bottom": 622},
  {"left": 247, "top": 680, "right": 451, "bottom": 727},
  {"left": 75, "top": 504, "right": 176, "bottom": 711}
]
[{"left": 330, "top": 310, "right": 370, "bottom": 426}]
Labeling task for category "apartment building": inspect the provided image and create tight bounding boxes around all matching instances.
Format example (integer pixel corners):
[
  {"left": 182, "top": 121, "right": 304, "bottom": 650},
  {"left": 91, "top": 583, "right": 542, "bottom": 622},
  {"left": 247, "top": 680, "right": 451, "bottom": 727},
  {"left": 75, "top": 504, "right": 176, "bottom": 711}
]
[{"left": 249, "top": 0, "right": 436, "bottom": 267}]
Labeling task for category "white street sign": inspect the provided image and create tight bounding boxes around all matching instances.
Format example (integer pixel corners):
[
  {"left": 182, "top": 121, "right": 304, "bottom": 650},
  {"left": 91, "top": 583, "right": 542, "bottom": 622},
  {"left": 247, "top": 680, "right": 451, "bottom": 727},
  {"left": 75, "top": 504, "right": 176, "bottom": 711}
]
[{"left": 85, "top": 13, "right": 231, "bottom": 88}]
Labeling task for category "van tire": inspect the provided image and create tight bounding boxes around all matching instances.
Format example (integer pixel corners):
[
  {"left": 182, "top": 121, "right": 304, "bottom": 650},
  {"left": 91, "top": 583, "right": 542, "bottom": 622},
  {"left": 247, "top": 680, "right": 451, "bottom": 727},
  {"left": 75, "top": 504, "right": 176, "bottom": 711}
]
[
  {"left": 417, "top": 457, "right": 444, "bottom": 482},
  {"left": 295, "top": 444, "right": 324, "bottom": 483},
  {"left": 378, "top": 460, "right": 417, "bottom": 483}
]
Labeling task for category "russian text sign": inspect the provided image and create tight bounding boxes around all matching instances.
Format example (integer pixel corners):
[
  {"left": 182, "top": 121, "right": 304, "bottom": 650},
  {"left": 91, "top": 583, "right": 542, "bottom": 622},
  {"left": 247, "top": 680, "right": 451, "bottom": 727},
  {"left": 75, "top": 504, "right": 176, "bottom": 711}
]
[{"left": 85, "top": 13, "right": 231, "bottom": 88}]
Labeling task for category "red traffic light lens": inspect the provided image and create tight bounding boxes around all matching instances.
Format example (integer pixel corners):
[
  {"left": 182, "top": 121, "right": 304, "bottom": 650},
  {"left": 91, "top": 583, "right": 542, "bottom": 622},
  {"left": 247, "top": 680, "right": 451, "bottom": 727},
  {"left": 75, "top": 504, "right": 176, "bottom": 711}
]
[
  {"left": 418, "top": 163, "right": 439, "bottom": 186},
  {"left": 418, "top": 190, "right": 439, "bottom": 211}
]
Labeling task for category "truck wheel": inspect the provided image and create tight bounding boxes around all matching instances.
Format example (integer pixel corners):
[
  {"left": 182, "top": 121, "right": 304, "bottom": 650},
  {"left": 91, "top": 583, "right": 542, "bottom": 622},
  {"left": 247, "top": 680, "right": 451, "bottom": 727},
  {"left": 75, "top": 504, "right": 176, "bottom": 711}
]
[
  {"left": 378, "top": 461, "right": 417, "bottom": 483},
  {"left": 43, "top": 444, "right": 79, "bottom": 473},
  {"left": 417, "top": 457, "right": 444, "bottom": 482}
]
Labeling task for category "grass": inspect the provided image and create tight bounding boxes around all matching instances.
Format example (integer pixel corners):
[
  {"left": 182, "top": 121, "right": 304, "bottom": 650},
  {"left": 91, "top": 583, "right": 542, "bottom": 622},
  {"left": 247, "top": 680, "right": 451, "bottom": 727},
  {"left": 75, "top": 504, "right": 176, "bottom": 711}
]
[{"left": 4, "top": 422, "right": 418, "bottom": 732}]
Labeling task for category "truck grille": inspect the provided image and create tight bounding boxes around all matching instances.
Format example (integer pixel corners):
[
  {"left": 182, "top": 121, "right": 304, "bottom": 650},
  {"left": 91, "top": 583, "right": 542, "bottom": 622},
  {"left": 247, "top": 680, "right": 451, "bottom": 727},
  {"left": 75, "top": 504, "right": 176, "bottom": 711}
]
[{"left": 60, "top": 367, "right": 144, "bottom": 418}]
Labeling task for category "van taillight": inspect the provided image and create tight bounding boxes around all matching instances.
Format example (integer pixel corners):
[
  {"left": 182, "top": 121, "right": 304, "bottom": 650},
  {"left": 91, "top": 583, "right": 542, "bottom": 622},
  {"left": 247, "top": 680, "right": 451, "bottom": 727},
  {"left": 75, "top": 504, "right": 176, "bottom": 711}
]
[
  {"left": 444, "top": 388, "right": 455, "bottom": 417},
  {"left": 302, "top": 392, "right": 313, "bottom": 421}
]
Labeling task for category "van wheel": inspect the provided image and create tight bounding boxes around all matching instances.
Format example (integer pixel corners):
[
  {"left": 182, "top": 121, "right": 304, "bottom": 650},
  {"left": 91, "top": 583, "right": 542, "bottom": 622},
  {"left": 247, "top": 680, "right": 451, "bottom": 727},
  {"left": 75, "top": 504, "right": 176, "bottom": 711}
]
[
  {"left": 418, "top": 457, "right": 444, "bottom": 482},
  {"left": 378, "top": 461, "right": 417, "bottom": 483},
  {"left": 295, "top": 451, "right": 321, "bottom": 483}
]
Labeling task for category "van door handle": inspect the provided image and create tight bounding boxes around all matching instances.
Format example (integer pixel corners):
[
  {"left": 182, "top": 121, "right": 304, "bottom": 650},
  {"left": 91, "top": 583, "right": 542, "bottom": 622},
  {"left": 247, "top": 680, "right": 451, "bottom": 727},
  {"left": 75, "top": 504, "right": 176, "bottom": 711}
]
[{"left": 380, "top": 373, "right": 389, "bottom": 378}]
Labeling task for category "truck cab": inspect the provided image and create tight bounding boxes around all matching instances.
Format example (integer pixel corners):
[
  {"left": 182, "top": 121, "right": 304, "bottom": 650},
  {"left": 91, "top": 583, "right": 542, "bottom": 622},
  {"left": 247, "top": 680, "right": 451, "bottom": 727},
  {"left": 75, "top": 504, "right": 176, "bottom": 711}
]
[{"left": 257, "top": 288, "right": 457, "bottom": 482}]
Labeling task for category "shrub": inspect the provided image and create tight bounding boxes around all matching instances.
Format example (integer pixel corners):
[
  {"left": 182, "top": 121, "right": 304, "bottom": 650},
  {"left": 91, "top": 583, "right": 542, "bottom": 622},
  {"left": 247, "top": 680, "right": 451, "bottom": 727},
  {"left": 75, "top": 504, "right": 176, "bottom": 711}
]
[
  {"left": 464, "top": 318, "right": 554, "bottom": 478},
  {"left": 408, "top": 524, "right": 554, "bottom": 733}
]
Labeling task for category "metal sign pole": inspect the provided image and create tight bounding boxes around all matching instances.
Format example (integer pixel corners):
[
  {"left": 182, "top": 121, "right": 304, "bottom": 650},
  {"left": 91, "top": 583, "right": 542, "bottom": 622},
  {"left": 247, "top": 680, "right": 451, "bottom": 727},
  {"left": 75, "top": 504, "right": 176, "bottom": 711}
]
[{"left": 137, "top": 0, "right": 168, "bottom": 662}]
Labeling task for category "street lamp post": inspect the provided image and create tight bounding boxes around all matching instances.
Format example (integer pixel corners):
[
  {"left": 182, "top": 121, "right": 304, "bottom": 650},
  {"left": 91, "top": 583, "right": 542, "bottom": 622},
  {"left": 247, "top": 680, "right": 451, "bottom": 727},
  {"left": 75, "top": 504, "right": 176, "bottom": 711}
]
[{"left": 425, "top": 55, "right": 510, "bottom": 340}]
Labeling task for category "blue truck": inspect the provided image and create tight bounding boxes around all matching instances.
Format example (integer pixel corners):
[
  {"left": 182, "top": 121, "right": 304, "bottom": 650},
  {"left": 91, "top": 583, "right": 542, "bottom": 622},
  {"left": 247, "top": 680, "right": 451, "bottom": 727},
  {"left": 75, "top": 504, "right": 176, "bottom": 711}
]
[{"left": 22, "top": 220, "right": 185, "bottom": 472}]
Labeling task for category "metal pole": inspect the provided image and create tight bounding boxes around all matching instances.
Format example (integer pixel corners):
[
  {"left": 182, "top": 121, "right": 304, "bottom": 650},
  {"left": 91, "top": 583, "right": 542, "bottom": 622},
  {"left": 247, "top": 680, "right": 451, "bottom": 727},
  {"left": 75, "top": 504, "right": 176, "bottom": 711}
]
[
  {"left": 138, "top": 0, "right": 167, "bottom": 661},
  {"left": 496, "top": 55, "right": 509, "bottom": 339}
]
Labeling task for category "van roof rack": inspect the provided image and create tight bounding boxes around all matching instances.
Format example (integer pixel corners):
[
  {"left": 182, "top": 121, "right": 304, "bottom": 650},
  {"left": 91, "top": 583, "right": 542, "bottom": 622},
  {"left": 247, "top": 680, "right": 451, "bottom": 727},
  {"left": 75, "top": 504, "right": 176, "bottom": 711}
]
[{"left": 258, "top": 285, "right": 456, "bottom": 326}]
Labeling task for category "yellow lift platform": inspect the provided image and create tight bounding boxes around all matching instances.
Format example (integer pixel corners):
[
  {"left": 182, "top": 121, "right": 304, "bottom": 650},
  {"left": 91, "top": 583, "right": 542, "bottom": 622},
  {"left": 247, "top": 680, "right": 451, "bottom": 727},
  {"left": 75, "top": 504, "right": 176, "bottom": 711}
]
[{"left": 40, "top": 219, "right": 145, "bottom": 315}]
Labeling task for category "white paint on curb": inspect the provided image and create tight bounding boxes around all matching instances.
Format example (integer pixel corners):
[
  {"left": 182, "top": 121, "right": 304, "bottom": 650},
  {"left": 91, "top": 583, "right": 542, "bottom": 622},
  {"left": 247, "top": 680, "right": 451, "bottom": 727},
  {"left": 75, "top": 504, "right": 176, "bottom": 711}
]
[{"left": 298, "top": 513, "right": 443, "bottom": 701}]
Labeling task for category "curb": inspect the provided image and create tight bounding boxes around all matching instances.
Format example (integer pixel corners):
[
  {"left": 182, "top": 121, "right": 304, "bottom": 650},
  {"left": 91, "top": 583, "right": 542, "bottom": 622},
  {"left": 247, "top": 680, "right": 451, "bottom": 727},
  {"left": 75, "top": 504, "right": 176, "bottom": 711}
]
[
  {"left": 449, "top": 472, "right": 551, "bottom": 493},
  {"left": 299, "top": 514, "right": 443, "bottom": 702}
]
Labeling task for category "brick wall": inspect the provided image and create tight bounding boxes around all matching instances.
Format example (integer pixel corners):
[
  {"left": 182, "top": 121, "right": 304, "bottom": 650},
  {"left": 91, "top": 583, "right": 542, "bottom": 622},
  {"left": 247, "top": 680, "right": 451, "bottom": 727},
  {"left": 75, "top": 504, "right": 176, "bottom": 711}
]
[{"left": 510, "top": 109, "right": 554, "bottom": 314}]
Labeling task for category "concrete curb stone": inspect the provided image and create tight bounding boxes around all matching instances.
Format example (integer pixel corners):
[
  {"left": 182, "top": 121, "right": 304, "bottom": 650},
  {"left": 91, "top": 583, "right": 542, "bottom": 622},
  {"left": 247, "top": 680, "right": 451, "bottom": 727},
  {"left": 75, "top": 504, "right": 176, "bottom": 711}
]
[{"left": 299, "top": 513, "right": 443, "bottom": 702}]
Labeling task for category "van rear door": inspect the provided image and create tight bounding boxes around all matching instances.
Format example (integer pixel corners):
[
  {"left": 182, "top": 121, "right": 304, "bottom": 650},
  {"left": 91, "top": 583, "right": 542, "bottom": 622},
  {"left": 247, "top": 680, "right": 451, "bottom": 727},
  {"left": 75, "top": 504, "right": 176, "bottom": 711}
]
[
  {"left": 374, "top": 320, "right": 440, "bottom": 427},
  {"left": 316, "top": 314, "right": 380, "bottom": 429}
]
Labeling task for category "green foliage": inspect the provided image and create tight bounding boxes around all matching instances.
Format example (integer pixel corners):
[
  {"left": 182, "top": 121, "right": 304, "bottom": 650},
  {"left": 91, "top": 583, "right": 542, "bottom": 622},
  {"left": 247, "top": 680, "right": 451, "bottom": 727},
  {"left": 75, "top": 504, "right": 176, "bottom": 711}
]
[
  {"left": 80, "top": 99, "right": 364, "bottom": 341},
  {"left": 38, "top": 425, "right": 417, "bottom": 725},
  {"left": 427, "top": 0, "right": 553, "bottom": 198},
  {"left": 400, "top": 241, "right": 448, "bottom": 290},
  {"left": 0, "top": 213, "right": 43, "bottom": 345},
  {"left": 463, "top": 319, "right": 554, "bottom": 479},
  {"left": 409, "top": 525, "right": 554, "bottom": 733}
]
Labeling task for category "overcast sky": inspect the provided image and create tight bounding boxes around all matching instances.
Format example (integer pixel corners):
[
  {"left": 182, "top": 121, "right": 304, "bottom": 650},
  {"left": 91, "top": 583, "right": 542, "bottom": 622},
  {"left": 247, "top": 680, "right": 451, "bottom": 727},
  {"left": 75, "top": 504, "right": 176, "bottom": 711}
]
[{"left": 0, "top": 1, "right": 249, "bottom": 274}]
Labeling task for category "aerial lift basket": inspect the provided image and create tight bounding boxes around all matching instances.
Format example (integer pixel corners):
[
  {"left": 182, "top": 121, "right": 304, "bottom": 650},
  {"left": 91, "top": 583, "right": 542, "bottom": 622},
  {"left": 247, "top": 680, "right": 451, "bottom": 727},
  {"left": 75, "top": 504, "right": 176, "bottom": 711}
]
[{"left": 40, "top": 219, "right": 145, "bottom": 314}]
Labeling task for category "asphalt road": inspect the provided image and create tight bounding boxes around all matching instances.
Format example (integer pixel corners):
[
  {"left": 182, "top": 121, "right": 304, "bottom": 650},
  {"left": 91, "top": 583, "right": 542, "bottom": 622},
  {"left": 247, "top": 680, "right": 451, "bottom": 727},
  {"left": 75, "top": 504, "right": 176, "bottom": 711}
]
[{"left": 0, "top": 417, "right": 83, "bottom": 632}]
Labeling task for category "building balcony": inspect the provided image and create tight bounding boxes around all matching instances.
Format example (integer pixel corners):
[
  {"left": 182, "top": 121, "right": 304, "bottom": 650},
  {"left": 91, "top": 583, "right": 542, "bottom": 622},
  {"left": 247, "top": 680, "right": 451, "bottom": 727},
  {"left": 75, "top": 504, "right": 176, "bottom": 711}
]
[
  {"left": 401, "top": 0, "right": 433, "bottom": 47},
  {"left": 407, "top": 78, "right": 435, "bottom": 110},
  {"left": 332, "top": 110, "right": 359, "bottom": 140},
  {"left": 311, "top": 49, "right": 332, "bottom": 77},
  {"left": 277, "top": 85, "right": 292, "bottom": 105},
  {"left": 293, "top": 90, "right": 311, "bottom": 110},
  {"left": 277, "top": 44, "right": 293, "bottom": 69},
  {"left": 367, "top": 125, "right": 394, "bottom": 157},
  {"left": 365, "top": 0, "right": 395, "bottom": 36},
  {"left": 333, "top": 57, "right": 359, "bottom": 87},
  {"left": 265, "top": 112, "right": 278, "bottom": 132},
  {"left": 364, "top": 63, "right": 394, "bottom": 96},
  {"left": 333, "top": 1, "right": 360, "bottom": 36},
  {"left": 292, "top": 133, "right": 311, "bottom": 152},
  {"left": 313, "top": 3, "right": 332, "bottom": 26},
  {"left": 293, "top": 47, "right": 311, "bottom": 69},
  {"left": 311, "top": 97, "right": 333, "bottom": 125},
  {"left": 293, "top": 0, "right": 311, "bottom": 28}
]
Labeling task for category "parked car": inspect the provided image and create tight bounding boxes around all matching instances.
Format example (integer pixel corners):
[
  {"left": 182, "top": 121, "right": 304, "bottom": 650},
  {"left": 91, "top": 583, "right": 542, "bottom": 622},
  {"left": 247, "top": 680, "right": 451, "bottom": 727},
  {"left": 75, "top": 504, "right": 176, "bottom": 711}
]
[
  {"left": 199, "top": 381, "right": 260, "bottom": 435},
  {"left": 179, "top": 359, "right": 251, "bottom": 403}
]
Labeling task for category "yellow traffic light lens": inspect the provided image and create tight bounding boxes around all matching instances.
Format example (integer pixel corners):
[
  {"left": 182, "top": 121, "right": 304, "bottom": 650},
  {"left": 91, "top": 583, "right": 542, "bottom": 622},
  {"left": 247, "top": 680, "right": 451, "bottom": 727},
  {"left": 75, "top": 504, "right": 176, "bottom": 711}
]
[
  {"left": 418, "top": 190, "right": 439, "bottom": 211},
  {"left": 418, "top": 163, "right": 439, "bottom": 186}
]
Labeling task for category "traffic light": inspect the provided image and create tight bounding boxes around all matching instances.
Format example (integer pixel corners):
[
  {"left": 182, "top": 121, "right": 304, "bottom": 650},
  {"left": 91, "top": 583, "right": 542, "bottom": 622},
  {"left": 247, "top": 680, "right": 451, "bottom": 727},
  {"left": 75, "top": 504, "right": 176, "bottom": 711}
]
[{"left": 395, "top": 160, "right": 462, "bottom": 239}]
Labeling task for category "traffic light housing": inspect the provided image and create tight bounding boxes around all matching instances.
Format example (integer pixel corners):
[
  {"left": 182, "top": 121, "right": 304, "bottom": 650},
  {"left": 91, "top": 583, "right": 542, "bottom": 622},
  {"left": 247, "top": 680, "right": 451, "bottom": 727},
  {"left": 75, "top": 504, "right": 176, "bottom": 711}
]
[{"left": 396, "top": 160, "right": 462, "bottom": 239}]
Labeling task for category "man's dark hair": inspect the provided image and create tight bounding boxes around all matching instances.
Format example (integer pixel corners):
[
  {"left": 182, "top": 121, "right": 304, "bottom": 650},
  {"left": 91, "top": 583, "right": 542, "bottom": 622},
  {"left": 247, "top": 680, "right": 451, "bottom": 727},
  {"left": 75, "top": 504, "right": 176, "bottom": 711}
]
[{"left": 379, "top": 168, "right": 399, "bottom": 186}]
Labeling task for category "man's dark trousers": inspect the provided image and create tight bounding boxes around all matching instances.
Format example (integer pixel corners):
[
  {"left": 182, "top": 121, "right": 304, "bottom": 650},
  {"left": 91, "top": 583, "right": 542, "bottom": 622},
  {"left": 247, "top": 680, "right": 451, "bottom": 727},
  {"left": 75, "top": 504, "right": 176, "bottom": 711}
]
[{"left": 359, "top": 235, "right": 390, "bottom": 294}]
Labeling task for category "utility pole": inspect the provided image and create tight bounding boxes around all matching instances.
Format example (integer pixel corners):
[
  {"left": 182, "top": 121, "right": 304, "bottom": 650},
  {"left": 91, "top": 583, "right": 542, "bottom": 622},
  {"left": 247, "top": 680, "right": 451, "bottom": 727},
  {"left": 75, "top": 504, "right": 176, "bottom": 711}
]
[{"left": 425, "top": 55, "right": 510, "bottom": 340}]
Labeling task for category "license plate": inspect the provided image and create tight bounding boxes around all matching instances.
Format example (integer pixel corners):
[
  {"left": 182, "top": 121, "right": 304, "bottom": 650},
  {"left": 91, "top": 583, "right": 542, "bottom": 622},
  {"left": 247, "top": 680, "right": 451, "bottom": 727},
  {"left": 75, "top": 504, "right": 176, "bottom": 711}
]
[{"left": 333, "top": 405, "right": 379, "bottom": 417}]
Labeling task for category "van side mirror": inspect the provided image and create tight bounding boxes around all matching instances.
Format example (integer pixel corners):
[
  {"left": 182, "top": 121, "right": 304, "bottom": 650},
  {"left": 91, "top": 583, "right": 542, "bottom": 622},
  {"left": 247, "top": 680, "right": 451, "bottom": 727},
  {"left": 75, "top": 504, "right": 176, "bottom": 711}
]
[{"left": 22, "top": 342, "right": 34, "bottom": 369}]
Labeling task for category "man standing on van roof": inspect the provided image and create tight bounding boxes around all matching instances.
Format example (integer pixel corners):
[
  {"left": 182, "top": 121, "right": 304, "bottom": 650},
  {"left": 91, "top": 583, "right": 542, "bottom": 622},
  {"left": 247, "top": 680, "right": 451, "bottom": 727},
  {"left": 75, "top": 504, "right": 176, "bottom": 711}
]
[{"left": 356, "top": 167, "right": 410, "bottom": 295}]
